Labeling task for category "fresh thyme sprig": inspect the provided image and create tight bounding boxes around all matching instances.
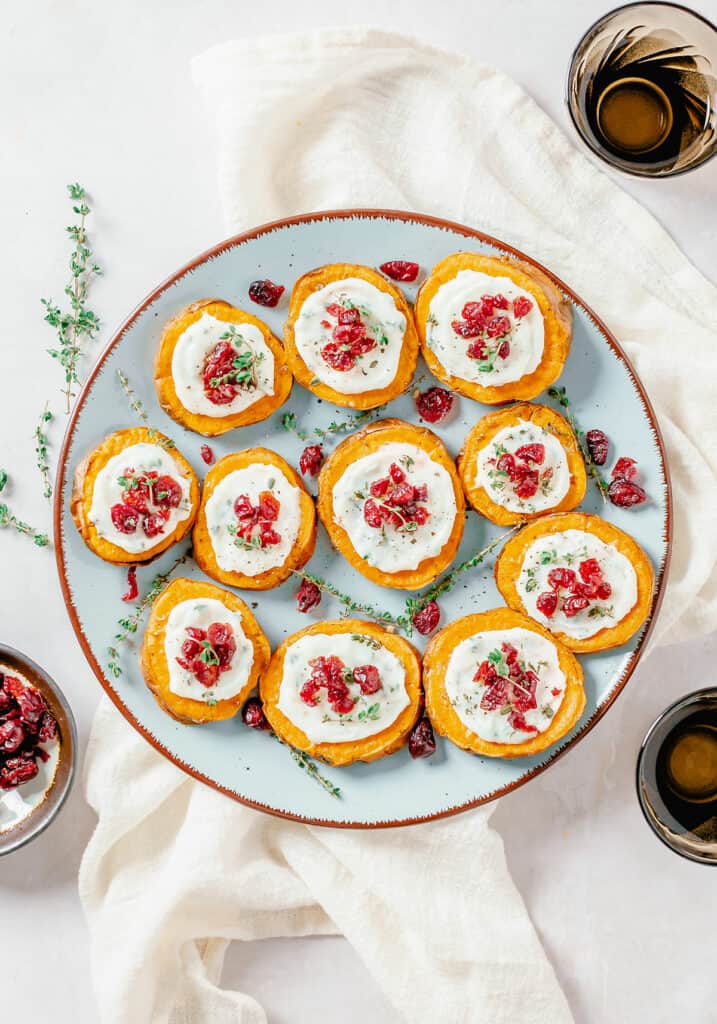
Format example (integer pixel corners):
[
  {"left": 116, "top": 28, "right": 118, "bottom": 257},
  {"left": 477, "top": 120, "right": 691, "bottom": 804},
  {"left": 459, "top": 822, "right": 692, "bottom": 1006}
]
[
  {"left": 34, "top": 404, "right": 54, "bottom": 500},
  {"left": 290, "top": 568, "right": 410, "bottom": 632},
  {"left": 0, "top": 471, "right": 50, "bottom": 547},
  {"left": 43, "top": 184, "right": 102, "bottom": 413},
  {"left": 117, "top": 369, "right": 175, "bottom": 449},
  {"left": 281, "top": 407, "right": 379, "bottom": 443},
  {"left": 274, "top": 735, "right": 341, "bottom": 798},
  {"left": 107, "top": 551, "right": 189, "bottom": 678},
  {"left": 405, "top": 527, "right": 520, "bottom": 622},
  {"left": 547, "top": 386, "right": 609, "bottom": 502}
]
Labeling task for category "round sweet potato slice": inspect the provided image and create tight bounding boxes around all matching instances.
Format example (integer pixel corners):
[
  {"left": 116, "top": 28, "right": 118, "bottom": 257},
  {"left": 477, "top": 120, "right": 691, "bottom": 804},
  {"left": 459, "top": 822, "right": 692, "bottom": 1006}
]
[
  {"left": 423, "top": 607, "right": 585, "bottom": 758},
  {"left": 283, "top": 263, "right": 419, "bottom": 410},
  {"left": 494, "top": 512, "right": 654, "bottom": 653},
  {"left": 260, "top": 618, "right": 422, "bottom": 766},
  {"left": 154, "top": 298, "right": 293, "bottom": 436},
  {"left": 317, "top": 418, "right": 465, "bottom": 590},
  {"left": 193, "top": 448, "right": 316, "bottom": 590},
  {"left": 457, "top": 402, "right": 587, "bottom": 525},
  {"left": 415, "top": 252, "right": 572, "bottom": 403},
  {"left": 141, "top": 577, "right": 270, "bottom": 724},
  {"left": 70, "top": 426, "right": 200, "bottom": 565}
]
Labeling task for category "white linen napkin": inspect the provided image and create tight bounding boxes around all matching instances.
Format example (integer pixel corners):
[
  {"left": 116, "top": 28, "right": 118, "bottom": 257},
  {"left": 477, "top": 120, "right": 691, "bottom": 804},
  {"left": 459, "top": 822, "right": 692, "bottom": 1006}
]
[{"left": 79, "top": 27, "right": 717, "bottom": 1024}]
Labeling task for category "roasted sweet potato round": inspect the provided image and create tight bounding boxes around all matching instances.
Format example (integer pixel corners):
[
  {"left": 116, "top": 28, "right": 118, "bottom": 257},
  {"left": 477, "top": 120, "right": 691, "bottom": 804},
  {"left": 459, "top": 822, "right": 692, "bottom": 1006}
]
[
  {"left": 494, "top": 512, "right": 654, "bottom": 653},
  {"left": 140, "top": 577, "right": 270, "bottom": 724},
  {"left": 283, "top": 263, "right": 419, "bottom": 410},
  {"left": 415, "top": 252, "right": 572, "bottom": 403},
  {"left": 317, "top": 418, "right": 465, "bottom": 590},
  {"left": 193, "top": 448, "right": 316, "bottom": 590},
  {"left": 70, "top": 426, "right": 200, "bottom": 565},
  {"left": 154, "top": 298, "right": 293, "bottom": 437},
  {"left": 260, "top": 618, "right": 422, "bottom": 766},
  {"left": 423, "top": 607, "right": 585, "bottom": 758},
  {"left": 457, "top": 402, "right": 587, "bottom": 525}
]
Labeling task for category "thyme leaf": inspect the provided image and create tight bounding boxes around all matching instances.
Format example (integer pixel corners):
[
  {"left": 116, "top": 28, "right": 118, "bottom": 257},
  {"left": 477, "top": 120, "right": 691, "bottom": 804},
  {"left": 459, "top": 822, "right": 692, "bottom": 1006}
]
[
  {"left": 34, "top": 403, "right": 54, "bottom": 500},
  {"left": 547, "top": 386, "right": 609, "bottom": 502}
]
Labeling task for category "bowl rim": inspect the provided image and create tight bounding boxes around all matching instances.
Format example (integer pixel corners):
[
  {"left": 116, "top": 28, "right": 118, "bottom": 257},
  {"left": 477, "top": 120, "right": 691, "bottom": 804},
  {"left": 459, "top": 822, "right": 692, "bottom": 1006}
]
[
  {"left": 636, "top": 685, "right": 717, "bottom": 865},
  {"left": 564, "top": 0, "right": 717, "bottom": 180},
  {"left": 0, "top": 643, "right": 78, "bottom": 856},
  {"left": 52, "top": 207, "right": 673, "bottom": 828}
]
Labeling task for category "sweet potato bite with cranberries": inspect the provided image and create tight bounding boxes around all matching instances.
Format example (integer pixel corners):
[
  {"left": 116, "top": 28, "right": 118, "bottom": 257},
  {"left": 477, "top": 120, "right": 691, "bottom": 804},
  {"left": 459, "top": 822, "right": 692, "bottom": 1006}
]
[
  {"left": 283, "top": 263, "right": 419, "bottom": 410},
  {"left": 317, "top": 418, "right": 465, "bottom": 590},
  {"left": 457, "top": 402, "right": 586, "bottom": 525},
  {"left": 495, "top": 512, "right": 654, "bottom": 653},
  {"left": 154, "top": 298, "right": 292, "bottom": 437},
  {"left": 424, "top": 607, "right": 585, "bottom": 758},
  {"left": 415, "top": 252, "right": 572, "bottom": 404},
  {"left": 141, "top": 578, "right": 270, "bottom": 725},
  {"left": 193, "top": 448, "right": 316, "bottom": 591},
  {"left": 70, "top": 426, "right": 199, "bottom": 564},
  {"left": 260, "top": 619, "right": 422, "bottom": 766}
]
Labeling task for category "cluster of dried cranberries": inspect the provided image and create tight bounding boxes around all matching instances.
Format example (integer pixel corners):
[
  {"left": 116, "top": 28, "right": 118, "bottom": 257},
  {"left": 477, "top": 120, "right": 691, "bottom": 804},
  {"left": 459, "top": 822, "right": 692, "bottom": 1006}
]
[
  {"left": 299, "top": 655, "right": 382, "bottom": 715},
  {"left": 232, "top": 491, "right": 282, "bottom": 549},
  {"left": 363, "top": 462, "right": 429, "bottom": 532},
  {"left": 536, "top": 558, "right": 612, "bottom": 619},
  {"left": 111, "top": 468, "right": 183, "bottom": 539},
  {"left": 451, "top": 293, "right": 533, "bottom": 368},
  {"left": 608, "top": 457, "right": 647, "bottom": 508},
  {"left": 320, "top": 305, "right": 377, "bottom": 372},
  {"left": 202, "top": 340, "right": 257, "bottom": 406},
  {"left": 0, "top": 672, "right": 58, "bottom": 790},
  {"left": 475, "top": 642, "right": 551, "bottom": 734},
  {"left": 176, "top": 623, "right": 236, "bottom": 688},
  {"left": 490, "top": 442, "right": 551, "bottom": 501}
]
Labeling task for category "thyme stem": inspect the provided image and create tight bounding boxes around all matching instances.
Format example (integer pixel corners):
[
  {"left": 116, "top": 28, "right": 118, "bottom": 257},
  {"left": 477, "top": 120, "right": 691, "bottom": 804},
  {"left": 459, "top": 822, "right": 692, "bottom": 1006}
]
[
  {"left": 34, "top": 403, "right": 54, "bottom": 500},
  {"left": 547, "top": 386, "right": 609, "bottom": 502},
  {"left": 273, "top": 736, "right": 342, "bottom": 798},
  {"left": 0, "top": 471, "right": 49, "bottom": 547}
]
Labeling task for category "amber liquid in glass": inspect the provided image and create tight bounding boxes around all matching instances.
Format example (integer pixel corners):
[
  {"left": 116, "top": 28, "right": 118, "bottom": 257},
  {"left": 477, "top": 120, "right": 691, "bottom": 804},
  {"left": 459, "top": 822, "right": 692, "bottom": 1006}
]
[{"left": 656, "top": 710, "right": 717, "bottom": 834}]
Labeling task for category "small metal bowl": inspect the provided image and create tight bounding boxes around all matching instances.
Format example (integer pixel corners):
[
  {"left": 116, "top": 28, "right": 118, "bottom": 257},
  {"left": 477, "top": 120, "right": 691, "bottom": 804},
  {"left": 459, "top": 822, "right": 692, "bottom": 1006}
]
[
  {"left": 637, "top": 687, "right": 717, "bottom": 865},
  {"left": 0, "top": 644, "right": 77, "bottom": 856}
]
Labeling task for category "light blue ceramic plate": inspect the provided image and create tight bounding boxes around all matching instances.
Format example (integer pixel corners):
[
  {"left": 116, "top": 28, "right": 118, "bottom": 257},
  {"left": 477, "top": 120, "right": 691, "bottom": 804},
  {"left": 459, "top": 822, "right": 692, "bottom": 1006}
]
[{"left": 54, "top": 210, "right": 671, "bottom": 827}]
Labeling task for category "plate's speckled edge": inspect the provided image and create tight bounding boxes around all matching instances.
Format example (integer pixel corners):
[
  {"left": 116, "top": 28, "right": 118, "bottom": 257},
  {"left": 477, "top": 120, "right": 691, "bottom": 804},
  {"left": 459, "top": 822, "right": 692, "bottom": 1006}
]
[{"left": 53, "top": 209, "right": 672, "bottom": 828}]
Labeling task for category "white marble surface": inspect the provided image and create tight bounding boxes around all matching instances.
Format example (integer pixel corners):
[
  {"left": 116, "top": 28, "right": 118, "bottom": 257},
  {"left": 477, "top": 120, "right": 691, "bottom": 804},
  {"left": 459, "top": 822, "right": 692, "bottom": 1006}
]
[{"left": 1, "top": 0, "right": 716, "bottom": 1021}]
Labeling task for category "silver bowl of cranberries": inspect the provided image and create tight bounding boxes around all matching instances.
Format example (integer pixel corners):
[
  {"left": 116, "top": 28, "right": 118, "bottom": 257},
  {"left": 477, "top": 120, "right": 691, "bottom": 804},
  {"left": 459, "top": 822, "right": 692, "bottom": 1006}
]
[{"left": 0, "top": 643, "right": 76, "bottom": 855}]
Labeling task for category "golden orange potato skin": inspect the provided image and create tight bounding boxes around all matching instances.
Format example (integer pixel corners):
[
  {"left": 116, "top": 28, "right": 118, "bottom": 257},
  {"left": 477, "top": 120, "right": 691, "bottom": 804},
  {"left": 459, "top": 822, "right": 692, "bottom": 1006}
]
[
  {"left": 423, "top": 607, "right": 585, "bottom": 758},
  {"left": 457, "top": 402, "right": 587, "bottom": 525},
  {"left": 140, "top": 577, "right": 270, "bottom": 725},
  {"left": 495, "top": 512, "right": 654, "bottom": 653},
  {"left": 260, "top": 619, "right": 423, "bottom": 766},
  {"left": 415, "top": 252, "right": 572, "bottom": 403},
  {"left": 283, "top": 263, "right": 419, "bottom": 410},
  {"left": 154, "top": 298, "right": 293, "bottom": 437},
  {"left": 71, "top": 426, "right": 200, "bottom": 565},
  {"left": 193, "top": 448, "right": 316, "bottom": 591},
  {"left": 317, "top": 418, "right": 465, "bottom": 590}
]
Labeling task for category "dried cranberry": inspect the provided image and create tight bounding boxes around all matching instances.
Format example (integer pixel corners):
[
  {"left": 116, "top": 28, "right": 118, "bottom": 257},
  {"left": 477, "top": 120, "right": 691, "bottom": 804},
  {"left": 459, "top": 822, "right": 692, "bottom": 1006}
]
[
  {"left": 462, "top": 301, "right": 485, "bottom": 323},
  {"left": 536, "top": 591, "right": 558, "bottom": 618},
  {"left": 467, "top": 340, "right": 488, "bottom": 360},
  {"left": 597, "top": 582, "right": 612, "bottom": 600},
  {"left": 452, "top": 319, "right": 483, "bottom": 338},
  {"left": 38, "top": 711, "right": 58, "bottom": 743},
  {"left": 353, "top": 665, "right": 382, "bottom": 695},
  {"left": 585, "top": 430, "right": 609, "bottom": 466},
  {"left": 337, "top": 307, "right": 361, "bottom": 325},
  {"left": 515, "top": 471, "right": 539, "bottom": 500},
  {"left": 122, "top": 566, "right": 138, "bottom": 603},
  {"left": 389, "top": 463, "right": 405, "bottom": 484},
  {"left": 563, "top": 595, "right": 590, "bottom": 617},
  {"left": 153, "top": 476, "right": 182, "bottom": 508},
  {"left": 321, "top": 341, "right": 355, "bottom": 372},
  {"left": 248, "top": 278, "right": 284, "bottom": 307},
  {"left": 299, "top": 444, "right": 324, "bottom": 477},
  {"left": 193, "top": 661, "right": 220, "bottom": 688},
  {"left": 612, "top": 457, "right": 638, "bottom": 482},
  {"left": 608, "top": 479, "right": 647, "bottom": 507},
  {"left": 16, "top": 687, "right": 46, "bottom": 729},
  {"left": 480, "top": 676, "right": 510, "bottom": 711},
  {"left": 497, "top": 339, "right": 511, "bottom": 360},
  {"left": 259, "top": 491, "right": 280, "bottom": 521},
  {"left": 411, "top": 600, "right": 441, "bottom": 636},
  {"left": 487, "top": 315, "right": 511, "bottom": 338},
  {"left": 296, "top": 579, "right": 321, "bottom": 614},
  {"left": 496, "top": 453, "right": 518, "bottom": 480},
  {"left": 508, "top": 710, "right": 538, "bottom": 734},
  {"left": 492, "top": 294, "right": 509, "bottom": 310},
  {"left": 548, "top": 567, "right": 576, "bottom": 591},
  {"left": 363, "top": 498, "right": 383, "bottom": 528},
  {"left": 242, "top": 697, "right": 270, "bottom": 730},
  {"left": 0, "top": 719, "right": 25, "bottom": 753},
  {"left": 515, "top": 443, "right": 545, "bottom": 465},
  {"left": 0, "top": 755, "right": 38, "bottom": 789},
  {"left": 379, "top": 260, "right": 420, "bottom": 282},
  {"left": 415, "top": 386, "right": 454, "bottom": 424},
  {"left": 513, "top": 296, "right": 533, "bottom": 318},
  {"left": 408, "top": 717, "right": 436, "bottom": 759},
  {"left": 511, "top": 671, "right": 538, "bottom": 713},
  {"left": 200, "top": 444, "right": 215, "bottom": 465},
  {"left": 111, "top": 503, "right": 139, "bottom": 534},
  {"left": 299, "top": 679, "right": 321, "bottom": 706},
  {"left": 3, "top": 676, "right": 24, "bottom": 699},
  {"left": 143, "top": 509, "right": 170, "bottom": 538},
  {"left": 579, "top": 558, "right": 602, "bottom": 582}
]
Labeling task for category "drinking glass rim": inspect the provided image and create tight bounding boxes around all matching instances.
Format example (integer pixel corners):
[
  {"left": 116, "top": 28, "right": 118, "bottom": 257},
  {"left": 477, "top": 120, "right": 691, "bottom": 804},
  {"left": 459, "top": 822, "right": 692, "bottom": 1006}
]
[{"left": 565, "top": 0, "right": 717, "bottom": 179}]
